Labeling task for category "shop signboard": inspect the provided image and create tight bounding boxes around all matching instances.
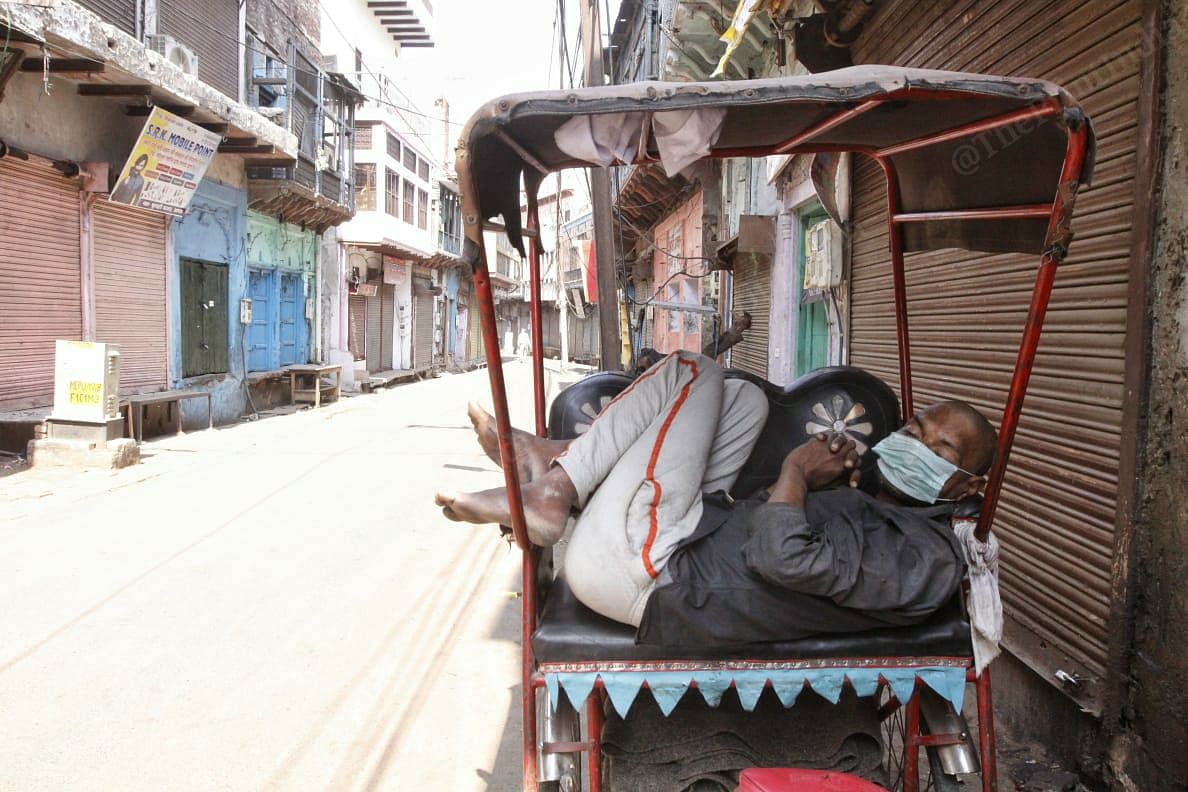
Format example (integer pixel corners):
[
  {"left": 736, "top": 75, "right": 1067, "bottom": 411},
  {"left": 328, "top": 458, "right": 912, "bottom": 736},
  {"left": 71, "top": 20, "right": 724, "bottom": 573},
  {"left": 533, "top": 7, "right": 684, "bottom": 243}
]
[{"left": 110, "top": 107, "right": 220, "bottom": 216}]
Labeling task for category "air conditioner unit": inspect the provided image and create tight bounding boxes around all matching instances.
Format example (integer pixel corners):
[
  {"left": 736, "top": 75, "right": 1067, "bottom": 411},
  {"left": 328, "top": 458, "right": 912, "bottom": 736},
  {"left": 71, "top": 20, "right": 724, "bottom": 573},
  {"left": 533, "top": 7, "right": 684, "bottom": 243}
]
[{"left": 145, "top": 34, "right": 199, "bottom": 77}]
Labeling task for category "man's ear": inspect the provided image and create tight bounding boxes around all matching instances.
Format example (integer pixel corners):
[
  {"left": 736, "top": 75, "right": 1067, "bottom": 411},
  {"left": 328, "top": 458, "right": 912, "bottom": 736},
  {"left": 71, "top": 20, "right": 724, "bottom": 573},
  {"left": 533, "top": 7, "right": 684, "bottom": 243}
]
[{"left": 960, "top": 475, "right": 986, "bottom": 500}]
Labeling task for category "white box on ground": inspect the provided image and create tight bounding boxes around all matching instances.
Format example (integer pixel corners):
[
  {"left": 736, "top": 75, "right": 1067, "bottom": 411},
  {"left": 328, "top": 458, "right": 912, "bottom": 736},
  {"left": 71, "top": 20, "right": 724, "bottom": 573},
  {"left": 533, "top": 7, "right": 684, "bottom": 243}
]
[{"left": 51, "top": 340, "right": 121, "bottom": 423}]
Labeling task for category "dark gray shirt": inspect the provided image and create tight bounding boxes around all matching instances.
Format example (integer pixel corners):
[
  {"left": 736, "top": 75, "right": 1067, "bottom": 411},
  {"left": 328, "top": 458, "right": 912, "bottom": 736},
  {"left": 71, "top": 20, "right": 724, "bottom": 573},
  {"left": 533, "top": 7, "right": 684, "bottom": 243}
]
[{"left": 636, "top": 488, "right": 965, "bottom": 648}]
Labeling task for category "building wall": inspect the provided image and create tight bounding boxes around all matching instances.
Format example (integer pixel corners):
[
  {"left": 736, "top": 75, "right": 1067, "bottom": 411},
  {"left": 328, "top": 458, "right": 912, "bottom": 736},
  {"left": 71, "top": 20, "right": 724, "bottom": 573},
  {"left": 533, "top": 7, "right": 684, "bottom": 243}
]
[
  {"left": 651, "top": 192, "right": 704, "bottom": 354},
  {"left": 0, "top": 71, "right": 147, "bottom": 171},
  {"left": 245, "top": 211, "right": 317, "bottom": 367},
  {"left": 169, "top": 177, "right": 250, "bottom": 425},
  {"left": 1116, "top": 2, "right": 1188, "bottom": 787}
]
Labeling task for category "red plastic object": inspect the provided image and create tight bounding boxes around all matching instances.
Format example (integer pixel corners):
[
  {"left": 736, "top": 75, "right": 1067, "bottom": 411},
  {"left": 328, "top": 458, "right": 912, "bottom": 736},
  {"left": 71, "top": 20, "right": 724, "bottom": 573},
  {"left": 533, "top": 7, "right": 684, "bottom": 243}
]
[{"left": 736, "top": 768, "right": 889, "bottom": 792}]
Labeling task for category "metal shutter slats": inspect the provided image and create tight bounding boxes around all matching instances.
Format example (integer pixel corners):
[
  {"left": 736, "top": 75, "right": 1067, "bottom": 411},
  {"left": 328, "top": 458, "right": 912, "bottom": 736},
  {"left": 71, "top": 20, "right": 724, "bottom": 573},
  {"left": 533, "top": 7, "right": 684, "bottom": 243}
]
[
  {"left": 729, "top": 258, "right": 769, "bottom": 379},
  {"left": 849, "top": 0, "right": 1142, "bottom": 707},
  {"left": 92, "top": 201, "right": 168, "bottom": 393},
  {"left": 158, "top": 0, "right": 240, "bottom": 99},
  {"left": 0, "top": 158, "right": 82, "bottom": 408}
]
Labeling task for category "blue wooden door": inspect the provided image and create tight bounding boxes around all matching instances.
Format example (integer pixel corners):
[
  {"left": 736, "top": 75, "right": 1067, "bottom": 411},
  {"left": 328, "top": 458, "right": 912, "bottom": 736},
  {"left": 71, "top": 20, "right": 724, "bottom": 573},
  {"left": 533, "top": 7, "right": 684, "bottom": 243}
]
[
  {"left": 279, "top": 273, "right": 304, "bottom": 366},
  {"left": 247, "top": 269, "right": 276, "bottom": 372}
]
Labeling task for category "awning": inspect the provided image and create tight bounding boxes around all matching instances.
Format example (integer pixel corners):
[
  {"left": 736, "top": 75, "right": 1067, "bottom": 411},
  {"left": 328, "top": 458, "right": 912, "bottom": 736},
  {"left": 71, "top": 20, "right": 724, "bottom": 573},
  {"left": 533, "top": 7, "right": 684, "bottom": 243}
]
[{"left": 456, "top": 66, "right": 1095, "bottom": 261}]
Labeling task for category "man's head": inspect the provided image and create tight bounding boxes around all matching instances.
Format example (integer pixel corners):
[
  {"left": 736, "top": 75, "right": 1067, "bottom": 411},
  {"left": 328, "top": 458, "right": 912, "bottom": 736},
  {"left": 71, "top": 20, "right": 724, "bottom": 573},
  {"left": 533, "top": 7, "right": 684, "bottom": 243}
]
[{"left": 874, "top": 400, "right": 998, "bottom": 505}]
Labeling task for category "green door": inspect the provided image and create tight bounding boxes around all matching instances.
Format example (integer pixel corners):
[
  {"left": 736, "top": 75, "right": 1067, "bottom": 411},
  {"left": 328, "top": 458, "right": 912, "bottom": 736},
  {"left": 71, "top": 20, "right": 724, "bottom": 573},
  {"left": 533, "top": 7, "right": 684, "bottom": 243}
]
[{"left": 795, "top": 208, "right": 830, "bottom": 378}]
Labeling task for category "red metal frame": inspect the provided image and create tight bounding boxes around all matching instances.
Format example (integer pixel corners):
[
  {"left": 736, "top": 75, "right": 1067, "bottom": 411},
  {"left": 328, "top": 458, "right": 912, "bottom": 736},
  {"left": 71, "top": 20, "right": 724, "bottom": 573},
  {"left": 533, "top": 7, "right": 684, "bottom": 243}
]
[{"left": 468, "top": 90, "right": 1089, "bottom": 792}]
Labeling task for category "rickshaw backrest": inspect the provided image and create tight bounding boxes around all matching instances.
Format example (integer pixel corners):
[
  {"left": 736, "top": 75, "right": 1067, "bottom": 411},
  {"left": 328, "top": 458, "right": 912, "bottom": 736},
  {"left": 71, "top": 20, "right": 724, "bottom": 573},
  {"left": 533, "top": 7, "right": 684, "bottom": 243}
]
[{"left": 546, "top": 364, "right": 902, "bottom": 500}]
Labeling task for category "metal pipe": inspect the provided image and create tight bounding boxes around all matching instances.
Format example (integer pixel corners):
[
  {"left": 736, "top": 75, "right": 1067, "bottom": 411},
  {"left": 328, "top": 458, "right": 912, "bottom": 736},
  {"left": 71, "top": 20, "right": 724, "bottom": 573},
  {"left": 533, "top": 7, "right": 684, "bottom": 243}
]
[
  {"left": 877, "top": 156, "right": 914, "bottom": 420},
  {"left": 892, "top": 205, "right": 1053, "bottom": 223},
  {"left": 471, "top": 248, "right": 530, "bottom": 553},
  {"left": 523, "top": 553, "right": 539, "bottom": 792},
  {"left": 586, "top": 692, "right": 604, "bottom": 792},
  {"left": 903, "top": 678, "right": 922, "bottom": 792},
  {"left": 975, "top": 122, "right": 1090, "bottom": 542},
  {"left": 877, "top": 99, "right": 1064, "bottom": 159},
  {"left": 774, "top": 99, "right": 881, "bottom": 154},
  {"left": 976, "top": 669, "right": 998, "bottom": 792},
  {"left": 527, "top": 201, "right": 547, "bottom": 436}
]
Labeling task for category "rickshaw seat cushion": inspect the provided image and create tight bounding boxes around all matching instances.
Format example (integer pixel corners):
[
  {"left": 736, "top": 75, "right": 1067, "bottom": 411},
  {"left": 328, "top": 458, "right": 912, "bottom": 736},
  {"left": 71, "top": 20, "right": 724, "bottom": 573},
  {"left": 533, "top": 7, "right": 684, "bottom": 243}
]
[
  {"left": 736, "top": 768, "right": 889, "bottom": 791},
  {"left": 547, "top": 365, "right": 902, "bottom": 500},
  {"left": 531, "top": 574, "right": 973, "bottom": 663}
]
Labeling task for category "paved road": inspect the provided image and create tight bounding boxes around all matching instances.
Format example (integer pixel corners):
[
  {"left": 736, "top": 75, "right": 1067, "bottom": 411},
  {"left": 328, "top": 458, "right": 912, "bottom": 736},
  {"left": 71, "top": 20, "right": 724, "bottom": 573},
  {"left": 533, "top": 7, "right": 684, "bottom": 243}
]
[{"left": 0, "top": 364, "right": 541, "bottom": 791}]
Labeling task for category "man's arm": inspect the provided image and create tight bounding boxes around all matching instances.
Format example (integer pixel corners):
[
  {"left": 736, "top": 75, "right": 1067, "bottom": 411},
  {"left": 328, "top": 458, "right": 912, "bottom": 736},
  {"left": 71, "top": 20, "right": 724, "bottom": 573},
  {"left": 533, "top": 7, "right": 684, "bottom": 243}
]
[{"left": 743, "top": 434, "right": 863, "bottom": 596}]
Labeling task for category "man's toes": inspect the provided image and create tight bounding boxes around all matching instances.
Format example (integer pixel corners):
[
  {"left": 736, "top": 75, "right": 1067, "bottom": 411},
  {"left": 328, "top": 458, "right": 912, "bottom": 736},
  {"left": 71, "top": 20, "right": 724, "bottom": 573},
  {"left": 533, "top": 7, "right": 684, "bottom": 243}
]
[{"left": 434, "top": 490, "right": 457, "bottom": 508}]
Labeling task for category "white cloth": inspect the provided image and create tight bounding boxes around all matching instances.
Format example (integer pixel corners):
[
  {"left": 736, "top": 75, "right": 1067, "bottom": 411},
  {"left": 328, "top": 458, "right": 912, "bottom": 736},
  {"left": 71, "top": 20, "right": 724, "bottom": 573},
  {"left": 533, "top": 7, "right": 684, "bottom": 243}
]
[
  {"left": 954, "top": 518, "right": 1002, "bottom": 675},
  {"left": 554, "top": 108, "right": 728, "bottom": 177},
  {"left": 556, "top": 352, "right": 768, "bottom": 626}
]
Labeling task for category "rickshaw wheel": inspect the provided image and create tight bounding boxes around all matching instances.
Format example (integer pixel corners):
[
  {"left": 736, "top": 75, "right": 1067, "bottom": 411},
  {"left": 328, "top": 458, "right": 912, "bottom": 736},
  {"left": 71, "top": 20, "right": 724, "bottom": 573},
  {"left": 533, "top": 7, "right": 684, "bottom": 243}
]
[{"left": 877, "top": 687, "right": 965, "bottom": 791}]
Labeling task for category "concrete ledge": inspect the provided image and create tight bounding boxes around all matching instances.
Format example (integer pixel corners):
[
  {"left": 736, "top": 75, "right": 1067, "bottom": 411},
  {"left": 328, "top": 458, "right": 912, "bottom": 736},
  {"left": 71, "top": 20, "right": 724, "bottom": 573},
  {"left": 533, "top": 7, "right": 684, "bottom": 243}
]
[
  {"left": 6, "top": 0, "right": 297, "bottom": 155},
  {"left": 27, "top": 438, "right": 139, "bottom": 469}
]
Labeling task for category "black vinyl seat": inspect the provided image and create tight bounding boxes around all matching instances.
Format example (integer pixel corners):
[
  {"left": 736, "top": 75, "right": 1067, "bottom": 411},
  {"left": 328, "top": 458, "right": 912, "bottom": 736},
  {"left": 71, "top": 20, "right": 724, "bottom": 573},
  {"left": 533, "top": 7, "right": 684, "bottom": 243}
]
[
  {"left": 532, "top": 575, "right": 973, "bottom": 663},
  {"left": 535, "top": 363, "right": 974, "bottom": 665}
]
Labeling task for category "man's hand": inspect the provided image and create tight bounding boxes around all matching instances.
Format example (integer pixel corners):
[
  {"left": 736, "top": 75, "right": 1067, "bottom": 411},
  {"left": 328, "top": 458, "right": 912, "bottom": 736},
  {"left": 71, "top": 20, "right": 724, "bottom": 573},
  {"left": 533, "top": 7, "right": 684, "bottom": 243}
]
[{"left": 768, "top": 433, "right": 862, "bottom": 507}]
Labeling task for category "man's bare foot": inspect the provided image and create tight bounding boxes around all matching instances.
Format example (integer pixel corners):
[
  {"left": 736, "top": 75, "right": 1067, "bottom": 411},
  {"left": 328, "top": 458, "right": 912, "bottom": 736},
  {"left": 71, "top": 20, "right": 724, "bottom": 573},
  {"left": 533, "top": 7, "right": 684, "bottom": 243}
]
[
  {"left": 435, "top": 465, "right": 577, "bottom": 546},
  {"left": 468, "top": 401, "right": 570, "bottom": 482}
]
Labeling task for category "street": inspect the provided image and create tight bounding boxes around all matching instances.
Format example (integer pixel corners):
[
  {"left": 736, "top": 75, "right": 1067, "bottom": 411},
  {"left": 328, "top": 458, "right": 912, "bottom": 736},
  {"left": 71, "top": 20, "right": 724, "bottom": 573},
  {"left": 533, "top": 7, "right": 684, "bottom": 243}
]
[{"left": 0, "top": 365, "right": 535, "bottom": 792}]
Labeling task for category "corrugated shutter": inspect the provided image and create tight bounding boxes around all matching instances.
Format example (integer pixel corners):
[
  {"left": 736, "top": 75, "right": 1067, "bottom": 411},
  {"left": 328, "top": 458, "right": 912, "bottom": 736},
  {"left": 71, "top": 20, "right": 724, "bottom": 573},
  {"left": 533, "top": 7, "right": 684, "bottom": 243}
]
[
  {"left": 381, "top": 284, "right": 394, "bottom": 370},
  {"left": 75, "top": 0, "right": 136, "bottom": 35},
  {"left": 413, "top": 287, "right": 434, "bottom": 369},
  {"left": 348, "top": 293, "right": 366, "bottom": 360},
  {"left": 729, "top": 259, "right": 770, "bottom": 378},
  {"left": 92, "top": 201, "right": 167, "bottom": 393},
  {"left": 848, "top": 0, "right": 1141, "bottom": 704},
  {"left": 365, "top": 289, "right": 381, "bottom": 372},
  {"left": 158, "top": 0, "right": 239, "bottom": 99},
  {"left": 0, "top": 158, "right": 82, "bottom": 409}
]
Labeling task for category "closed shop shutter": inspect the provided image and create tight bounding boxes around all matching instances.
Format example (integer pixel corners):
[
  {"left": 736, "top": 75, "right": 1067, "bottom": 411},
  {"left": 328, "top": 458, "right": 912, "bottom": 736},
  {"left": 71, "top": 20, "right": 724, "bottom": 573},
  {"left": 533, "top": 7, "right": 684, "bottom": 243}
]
[
  {"left": 381, "top": 284, "right": 395, "bottom": 370},
  {"left": 92, "top": 201, "right": 167, "bottom": 393},
  {"left": 413, "top": 286, "right": 434, "bottom": 369},
  {"left": 729, "top": 259, "right": 770, "bottom": 379},
  {"left": 348, "top": 293, "right": 366, "bottom": 359},
  {"left": 159, "top": 0, "right": 239, "bottom": 99},
  {"left": 848, "top": 0, "right": 1141, "bottom": 705},
  {"left": 75, "top": 0, "right": 136, "bottom": 35},
  {"left": 0, "top": 158, "right": 82, "bottom": 409},
  {"left": 365, "top": 290, "right": 381, "bottom": 372}
]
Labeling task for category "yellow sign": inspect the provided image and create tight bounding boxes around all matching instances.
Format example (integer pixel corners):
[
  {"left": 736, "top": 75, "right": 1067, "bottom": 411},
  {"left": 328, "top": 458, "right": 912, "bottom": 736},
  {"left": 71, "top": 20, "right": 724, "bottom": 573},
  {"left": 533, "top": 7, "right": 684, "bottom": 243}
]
[
  {"left": 68, "top": 380, "right": 103, "bottom": 406},
  {"left": 110, "top": 107, "right": 221, "bottom": 216}
]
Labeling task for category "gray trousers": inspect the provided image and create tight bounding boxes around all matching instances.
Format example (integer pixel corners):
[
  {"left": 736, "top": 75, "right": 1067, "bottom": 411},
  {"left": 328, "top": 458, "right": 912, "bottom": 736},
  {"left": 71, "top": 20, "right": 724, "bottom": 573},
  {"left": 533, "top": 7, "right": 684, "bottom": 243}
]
[{"left": 556, "top": 351, "right": 769, "bottom": 626}]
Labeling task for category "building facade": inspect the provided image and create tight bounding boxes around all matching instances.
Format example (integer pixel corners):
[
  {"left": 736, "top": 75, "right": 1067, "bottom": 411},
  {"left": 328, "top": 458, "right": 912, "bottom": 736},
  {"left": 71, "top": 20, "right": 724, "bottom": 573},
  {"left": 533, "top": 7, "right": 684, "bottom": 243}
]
[{"left": 607, "top": 0, "right": 1187, "bottom": 788}]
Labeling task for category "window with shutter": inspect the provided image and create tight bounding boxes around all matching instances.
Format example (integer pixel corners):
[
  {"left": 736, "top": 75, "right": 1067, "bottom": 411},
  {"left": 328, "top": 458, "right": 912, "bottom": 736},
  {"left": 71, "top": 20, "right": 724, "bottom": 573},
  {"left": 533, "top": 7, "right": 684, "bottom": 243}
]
[{"left": 385, "top": 169, "right": 400, "bottom": 217}]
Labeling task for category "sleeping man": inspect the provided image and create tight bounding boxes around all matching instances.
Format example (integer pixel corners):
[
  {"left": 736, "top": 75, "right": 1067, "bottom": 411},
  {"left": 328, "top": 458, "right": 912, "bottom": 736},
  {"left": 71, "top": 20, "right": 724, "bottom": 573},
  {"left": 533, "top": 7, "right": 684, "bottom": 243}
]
[{"left": 435, "top": 350, "right": 997, "bottom": 647}]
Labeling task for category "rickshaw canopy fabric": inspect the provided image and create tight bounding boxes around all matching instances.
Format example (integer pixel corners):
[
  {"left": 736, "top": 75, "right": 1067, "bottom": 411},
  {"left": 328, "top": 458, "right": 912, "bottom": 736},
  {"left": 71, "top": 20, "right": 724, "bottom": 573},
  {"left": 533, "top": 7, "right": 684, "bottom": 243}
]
[{"left": 456, "top": 66, "right": 1094, "bottom": 260}]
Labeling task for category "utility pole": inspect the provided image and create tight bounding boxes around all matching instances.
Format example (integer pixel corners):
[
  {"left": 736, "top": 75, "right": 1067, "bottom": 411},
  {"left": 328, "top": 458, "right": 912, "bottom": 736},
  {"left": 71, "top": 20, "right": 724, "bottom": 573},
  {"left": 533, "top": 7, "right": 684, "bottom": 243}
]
[{"left": 579, "top": 0, "right": 622, "bottom": 370}]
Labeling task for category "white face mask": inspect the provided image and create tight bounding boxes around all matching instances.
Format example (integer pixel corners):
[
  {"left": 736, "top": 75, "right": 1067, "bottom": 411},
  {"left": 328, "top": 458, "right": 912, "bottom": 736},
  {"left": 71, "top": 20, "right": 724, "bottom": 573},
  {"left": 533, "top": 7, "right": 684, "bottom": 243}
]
[{"left": 873, "top": 431, "right": 975, "bottom": 504}]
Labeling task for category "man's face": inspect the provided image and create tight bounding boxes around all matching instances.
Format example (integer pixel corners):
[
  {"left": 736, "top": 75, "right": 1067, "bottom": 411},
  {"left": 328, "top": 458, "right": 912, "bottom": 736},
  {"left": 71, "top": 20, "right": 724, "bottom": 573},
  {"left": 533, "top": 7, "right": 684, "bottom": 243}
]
[{"left": 877, "top": 404, "right": 984, "bottom": 504}]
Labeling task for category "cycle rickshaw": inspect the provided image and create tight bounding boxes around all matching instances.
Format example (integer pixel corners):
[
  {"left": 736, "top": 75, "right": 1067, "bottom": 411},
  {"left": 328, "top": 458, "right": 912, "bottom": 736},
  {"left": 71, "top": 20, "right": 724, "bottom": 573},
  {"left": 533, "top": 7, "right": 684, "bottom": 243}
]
[{"left": 453, "top": 66, "right": 1093, "bottom": 792}]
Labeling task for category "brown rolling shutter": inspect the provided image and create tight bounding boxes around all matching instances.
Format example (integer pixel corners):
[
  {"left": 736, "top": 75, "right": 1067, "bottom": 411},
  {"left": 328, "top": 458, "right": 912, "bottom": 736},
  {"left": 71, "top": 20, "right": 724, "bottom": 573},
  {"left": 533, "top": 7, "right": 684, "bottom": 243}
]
[
  {"left": 348, "top": 294, "right": 366, "bottom": 360},
  {"left": 75, "top": 0, "right": 136, "bottom": 35},
  {"left": 158, "top": 0, "right": 240, "bottom": 99},
  {"left": 365, "top": 290, "right": 381, "bottom": 371},
  {"left": 413, "top": 288, "right": 434, "bottom": 369},
  {"left": 728, "top": 260, "right": 770, "bottom": 379},
  {"left": 848, "top": 0, "right": 1141, "bottom": 708},
  {"left": 0, "top": 158, "right": 82, "bottom": 409},
  {"left": 92, "top": 201, "right": 168, "bottom": 393}
]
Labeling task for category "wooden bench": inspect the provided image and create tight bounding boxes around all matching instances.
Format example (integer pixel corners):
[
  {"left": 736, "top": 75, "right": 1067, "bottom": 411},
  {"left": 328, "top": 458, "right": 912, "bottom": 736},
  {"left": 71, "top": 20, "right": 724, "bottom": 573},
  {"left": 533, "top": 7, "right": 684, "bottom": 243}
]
[
  {"left": 286, "top": 364, "right": 342, "bottom": 408},
  {"left": 120, "top": 390, "right": 213, "bottom": 442}
]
